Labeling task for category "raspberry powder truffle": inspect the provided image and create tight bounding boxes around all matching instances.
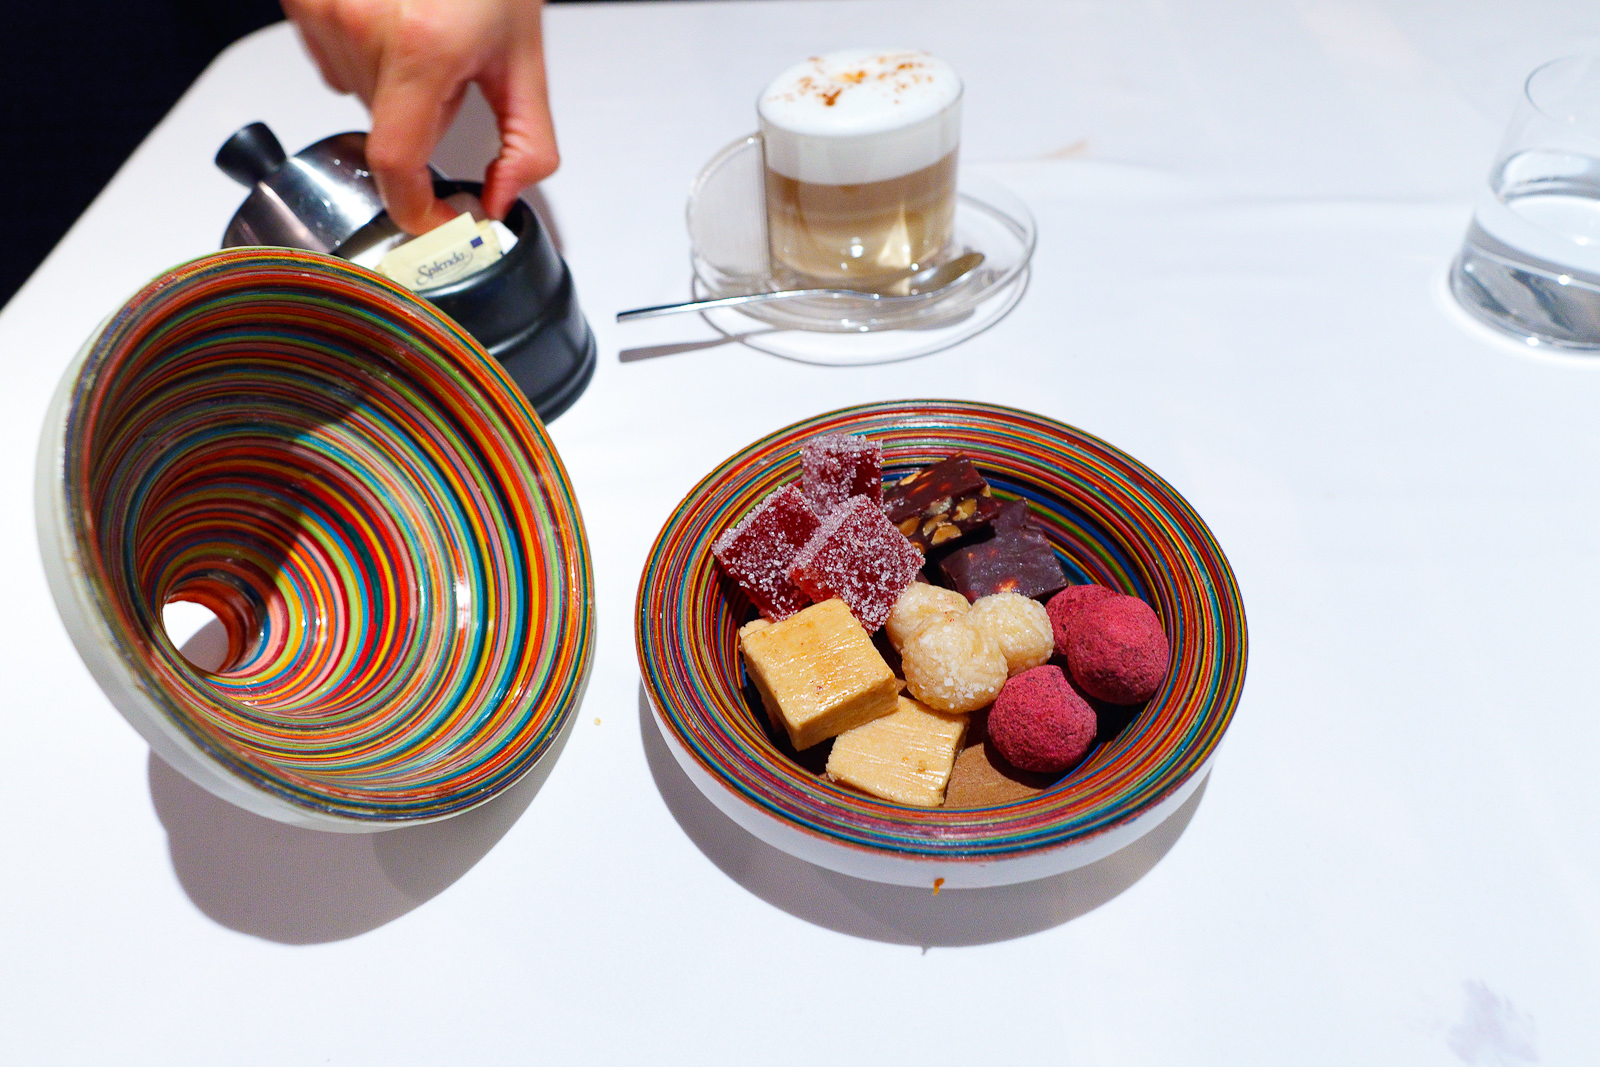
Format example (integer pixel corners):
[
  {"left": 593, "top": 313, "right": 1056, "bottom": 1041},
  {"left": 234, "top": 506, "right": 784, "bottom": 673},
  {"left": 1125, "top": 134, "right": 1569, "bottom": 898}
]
[
  {"left": 987, "top": 665, "right": 1097, "bottom": 774},
  {"left": 1045, "top": 583, "right": 1118, "bottom": 656},
  {"left": 1065, "top": 594, "right": 1170, "bottom": 705}
]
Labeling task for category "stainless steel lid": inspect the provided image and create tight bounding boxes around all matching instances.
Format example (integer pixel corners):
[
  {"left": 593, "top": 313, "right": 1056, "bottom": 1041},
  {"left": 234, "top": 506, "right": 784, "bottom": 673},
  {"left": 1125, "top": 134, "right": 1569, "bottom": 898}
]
[{"left": 218, "top": 123, "right": 435, "bottom": 254}]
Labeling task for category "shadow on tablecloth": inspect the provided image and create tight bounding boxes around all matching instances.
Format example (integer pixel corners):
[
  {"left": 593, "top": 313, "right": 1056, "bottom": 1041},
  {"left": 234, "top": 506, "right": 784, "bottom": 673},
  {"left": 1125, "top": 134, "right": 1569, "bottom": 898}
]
[
  {"left": 146, "top": 628, "right": 573, "bottom": 944},
  {"left": 638, "top": 684, "right": 1205, "bottom": 946}
]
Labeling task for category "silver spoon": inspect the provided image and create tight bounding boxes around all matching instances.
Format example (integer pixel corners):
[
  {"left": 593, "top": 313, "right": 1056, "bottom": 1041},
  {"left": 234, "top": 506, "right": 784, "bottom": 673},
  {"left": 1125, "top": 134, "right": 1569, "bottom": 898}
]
[{"left": 616, "top": 251, "right": 985, "bottom": 322}]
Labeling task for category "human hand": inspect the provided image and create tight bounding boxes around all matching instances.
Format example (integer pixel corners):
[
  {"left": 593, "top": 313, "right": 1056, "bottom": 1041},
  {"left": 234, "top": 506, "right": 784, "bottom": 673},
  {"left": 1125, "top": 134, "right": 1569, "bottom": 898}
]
[{"left": 283, "top": 0, "right": 559, "bottom": 234}]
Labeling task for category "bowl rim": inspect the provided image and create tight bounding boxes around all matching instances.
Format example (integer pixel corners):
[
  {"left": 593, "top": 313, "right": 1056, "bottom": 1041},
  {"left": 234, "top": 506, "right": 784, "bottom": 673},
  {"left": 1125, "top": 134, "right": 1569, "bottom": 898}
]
[
  {"left": 36, "top": 247, "right": 596, "bottom": 831},
  {"left": 635, "top": 399, "right": 1247, "bottom": 877}
]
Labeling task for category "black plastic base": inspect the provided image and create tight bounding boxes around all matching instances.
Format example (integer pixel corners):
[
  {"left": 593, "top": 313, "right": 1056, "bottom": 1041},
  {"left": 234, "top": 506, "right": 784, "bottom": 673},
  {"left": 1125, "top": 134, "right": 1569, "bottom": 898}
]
[{"left": 422, "top": 180, "right": 596, "bottom": 422}]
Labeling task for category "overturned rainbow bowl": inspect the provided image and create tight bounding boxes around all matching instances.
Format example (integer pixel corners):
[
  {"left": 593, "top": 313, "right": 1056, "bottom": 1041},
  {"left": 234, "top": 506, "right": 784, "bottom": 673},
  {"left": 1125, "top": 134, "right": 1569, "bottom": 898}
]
[
  {"left": 37, "top": 248, "right": 594, "bottom": 830},
  {"left": 637, "top": 401, "right": 1246, "bottom": 887}
]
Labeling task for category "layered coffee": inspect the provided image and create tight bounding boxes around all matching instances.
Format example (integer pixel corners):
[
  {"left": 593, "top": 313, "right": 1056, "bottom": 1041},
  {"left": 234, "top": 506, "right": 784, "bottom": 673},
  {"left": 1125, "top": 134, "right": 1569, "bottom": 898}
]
[{"left": 759, "top": 50, "right": 962, "bottom": 286}]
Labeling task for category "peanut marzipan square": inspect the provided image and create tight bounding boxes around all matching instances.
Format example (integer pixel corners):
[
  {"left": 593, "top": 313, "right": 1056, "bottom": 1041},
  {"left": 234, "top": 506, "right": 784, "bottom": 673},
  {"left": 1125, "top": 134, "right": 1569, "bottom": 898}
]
[
  {"left": 739, "top": 598, "right": 898, "bottom": 750},
  {"left": 825, "top": 695, "right": 969, "bottom": 807}
]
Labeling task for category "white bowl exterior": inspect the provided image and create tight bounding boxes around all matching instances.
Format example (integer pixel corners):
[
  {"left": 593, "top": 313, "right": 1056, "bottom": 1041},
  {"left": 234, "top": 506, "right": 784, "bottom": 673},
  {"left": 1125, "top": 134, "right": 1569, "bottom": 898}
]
[{"left": 646, "top": 688, "right": 1215, "bottom": 889}]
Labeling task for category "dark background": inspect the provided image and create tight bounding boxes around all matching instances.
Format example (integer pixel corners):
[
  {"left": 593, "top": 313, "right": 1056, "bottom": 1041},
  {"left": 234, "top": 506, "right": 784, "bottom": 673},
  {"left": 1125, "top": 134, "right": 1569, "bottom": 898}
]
[
  {"left": 0, "top": 0, "right": 596, "bottom": 310},
  {"left": 1, "top": 2, "right": 285, "bottom": 307}
]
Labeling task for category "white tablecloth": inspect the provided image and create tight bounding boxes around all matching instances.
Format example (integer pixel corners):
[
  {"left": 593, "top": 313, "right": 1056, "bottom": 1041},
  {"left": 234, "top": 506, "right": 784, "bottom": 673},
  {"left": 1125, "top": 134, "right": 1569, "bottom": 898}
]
[{"left": 3, "top": 2, "right": 1598, "bottom": 1062}]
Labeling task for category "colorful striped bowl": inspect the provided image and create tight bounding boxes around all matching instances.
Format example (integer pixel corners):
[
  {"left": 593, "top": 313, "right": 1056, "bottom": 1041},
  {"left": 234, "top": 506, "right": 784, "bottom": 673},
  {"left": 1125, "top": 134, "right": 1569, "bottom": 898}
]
[
  {"left": 37, "top": 248, "right": 594, "bottom": 831},
  {"left": 636, "top": 401, "right": 1246, "bottom": 887}
]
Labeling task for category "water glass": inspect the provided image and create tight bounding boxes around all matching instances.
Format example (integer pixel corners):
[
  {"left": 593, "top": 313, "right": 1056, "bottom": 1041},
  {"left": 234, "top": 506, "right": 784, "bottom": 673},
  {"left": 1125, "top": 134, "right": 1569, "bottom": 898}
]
[{"left": 1451, "top": 54, "right": 1600, "bottom": 349}]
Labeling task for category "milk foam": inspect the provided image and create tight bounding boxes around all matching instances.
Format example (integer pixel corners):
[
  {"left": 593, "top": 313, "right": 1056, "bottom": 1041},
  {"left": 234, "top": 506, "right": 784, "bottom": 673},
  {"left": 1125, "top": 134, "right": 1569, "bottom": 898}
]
[{"left": 758, "top": 49, "right": 962, "bottom": 184}]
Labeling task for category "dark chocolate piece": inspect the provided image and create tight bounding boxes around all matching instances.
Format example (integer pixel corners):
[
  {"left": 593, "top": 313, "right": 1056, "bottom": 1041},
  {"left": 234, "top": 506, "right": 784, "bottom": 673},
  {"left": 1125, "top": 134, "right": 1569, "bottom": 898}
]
[
  {"left": 881, "top": 454, "right": 1001, "bottom": 552},
  {"left": 938, "top": 502, "right": 1068, "bottom": 602},
  {"left": 992, "top": 498, "right": 1033, "bottom": 533}
]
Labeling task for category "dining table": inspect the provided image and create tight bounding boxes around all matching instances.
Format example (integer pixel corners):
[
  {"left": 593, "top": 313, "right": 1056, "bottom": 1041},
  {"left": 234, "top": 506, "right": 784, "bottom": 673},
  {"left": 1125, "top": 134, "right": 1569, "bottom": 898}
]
[{"left": 2, "top": 1, "right": 1598, "bottom": 1062}]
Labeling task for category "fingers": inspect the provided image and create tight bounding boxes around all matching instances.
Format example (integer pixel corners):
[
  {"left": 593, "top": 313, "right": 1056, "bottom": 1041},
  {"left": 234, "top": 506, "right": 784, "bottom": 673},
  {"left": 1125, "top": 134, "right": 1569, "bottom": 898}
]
[
  {"left": 477, "top": 8, "right": 560, "bottom": 219},
  {"left": 283, "top": 0, "right": 563, "bottom": 232},
  {"left": 368, "top": 70, "right": 470, "bottom": 233},
  {"left": 292, "top": 21, "right": 348, "bottom": 93},
  {"left": 355, "top": 3, "right": 481, "bottom": 231}
]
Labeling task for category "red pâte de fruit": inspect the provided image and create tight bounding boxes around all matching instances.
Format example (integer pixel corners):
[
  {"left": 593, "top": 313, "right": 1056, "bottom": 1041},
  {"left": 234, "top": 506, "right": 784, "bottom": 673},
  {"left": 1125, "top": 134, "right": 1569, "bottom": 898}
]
[
  {"left": 1065, "top": 594, "right": 1169, "bottom": 705},
  {"left": 987, "top": 665, "right": 1097, "bottom": 773},
  {"left": 711, "top": 484, "right": 819, "bottom": 620},
  {"left": 1046, "top": 583, "right": 1118, "bottom": 656},
  {"left": 801, "top": 432, "right": 882, "bottom": 515},
  {"left": 787, "top": 494, "right": 924, "bottom": 631}
]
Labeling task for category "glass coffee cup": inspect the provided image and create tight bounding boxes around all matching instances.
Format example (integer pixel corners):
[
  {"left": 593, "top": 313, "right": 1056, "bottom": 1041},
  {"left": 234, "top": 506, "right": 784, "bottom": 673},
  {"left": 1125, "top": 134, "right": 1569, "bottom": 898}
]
[{"left": 758, "top": 50, "right": 962, "bottom": 288}]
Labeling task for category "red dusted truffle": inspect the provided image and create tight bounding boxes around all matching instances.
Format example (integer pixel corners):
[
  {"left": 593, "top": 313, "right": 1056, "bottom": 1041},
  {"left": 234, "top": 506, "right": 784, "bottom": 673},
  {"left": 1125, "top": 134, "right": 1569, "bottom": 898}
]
[
  {"left": 1046, "top": 584, "right": 1118, "bottom": 656},
  {"left": 987, "top": 665, "right": 1097, "bottom": 773},
  {"left": 1066, "top": 594, "right": 1170, "bottom": 705}
]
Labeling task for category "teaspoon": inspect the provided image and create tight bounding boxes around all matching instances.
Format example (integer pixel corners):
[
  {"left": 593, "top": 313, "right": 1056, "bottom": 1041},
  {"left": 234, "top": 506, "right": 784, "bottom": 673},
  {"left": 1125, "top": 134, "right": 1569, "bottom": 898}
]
[{"left": 616, "top": 251, "right": 985, "bottom": 323}]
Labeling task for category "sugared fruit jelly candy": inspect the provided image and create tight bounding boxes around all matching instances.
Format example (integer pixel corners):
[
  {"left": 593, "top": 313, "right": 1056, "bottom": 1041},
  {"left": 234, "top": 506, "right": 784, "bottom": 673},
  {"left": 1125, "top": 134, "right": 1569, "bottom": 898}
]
[
  {"left": 788, "top": 494, "right": 924, "bottom": 631},
  {"left": 802, "top": 433, "right": 883, "bottom": 515},
  {"left": 711, "top": 484, "right": 819, "bottom": 620},
  {"left": 882, "top": 454, "right": 1001, "bottom": 552}
]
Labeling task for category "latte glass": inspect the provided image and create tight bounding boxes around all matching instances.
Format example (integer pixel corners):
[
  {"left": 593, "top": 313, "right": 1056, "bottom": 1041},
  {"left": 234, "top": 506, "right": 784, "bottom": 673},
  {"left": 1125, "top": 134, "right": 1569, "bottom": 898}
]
[{"left": 758, "top": 50, "right": 962, "bottom": 288}]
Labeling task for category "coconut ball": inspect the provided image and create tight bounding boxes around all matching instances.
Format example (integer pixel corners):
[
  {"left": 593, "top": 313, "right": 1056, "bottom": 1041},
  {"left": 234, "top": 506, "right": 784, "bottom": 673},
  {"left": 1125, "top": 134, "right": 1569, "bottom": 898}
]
[
  {"left": 968, "top": 592, "right": 1052, "bottom": 676},
  {"left": 885, "top": 582, "right": 971, "bottom": 651},
  {"left": 900, "top": 614, "right": 1007, "bottom": 714}
]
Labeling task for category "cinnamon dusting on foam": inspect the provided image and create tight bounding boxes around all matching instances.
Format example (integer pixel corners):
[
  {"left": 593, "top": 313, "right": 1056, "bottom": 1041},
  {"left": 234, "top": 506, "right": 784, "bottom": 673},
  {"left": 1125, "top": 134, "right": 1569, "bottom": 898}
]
[{"left": 762, "top": 51, "right": 952, "bottom": 114}]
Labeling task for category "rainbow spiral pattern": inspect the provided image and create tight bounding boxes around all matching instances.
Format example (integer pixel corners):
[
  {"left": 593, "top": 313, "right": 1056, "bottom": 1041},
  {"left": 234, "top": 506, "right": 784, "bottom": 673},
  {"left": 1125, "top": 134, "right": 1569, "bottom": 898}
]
[
  {"left": 56, "top": 247, "right": 593, "bottom": 823},
  {"left": 637, "top": 401, "right": 1246, "bottom": 861}
]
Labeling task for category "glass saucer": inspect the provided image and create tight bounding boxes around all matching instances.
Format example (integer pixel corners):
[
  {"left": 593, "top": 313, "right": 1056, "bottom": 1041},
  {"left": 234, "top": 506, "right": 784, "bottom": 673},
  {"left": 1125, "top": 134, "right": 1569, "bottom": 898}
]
[{"left": 685, "top": 135, "right": 1035, "bottom": 364}]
